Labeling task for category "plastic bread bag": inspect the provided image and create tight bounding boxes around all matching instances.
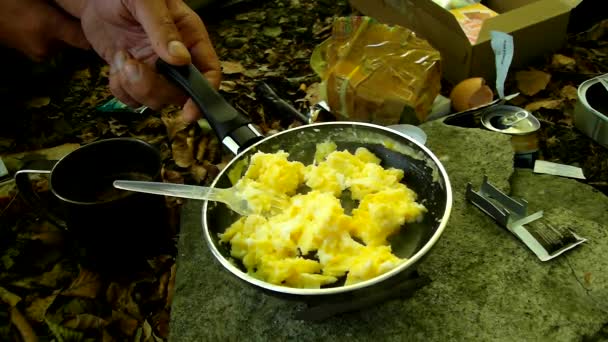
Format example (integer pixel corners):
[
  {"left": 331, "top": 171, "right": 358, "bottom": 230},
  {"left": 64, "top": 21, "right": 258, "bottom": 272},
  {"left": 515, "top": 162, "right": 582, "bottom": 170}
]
[{"left": 310, "top": 16, "right": 442, "bottom": 126}]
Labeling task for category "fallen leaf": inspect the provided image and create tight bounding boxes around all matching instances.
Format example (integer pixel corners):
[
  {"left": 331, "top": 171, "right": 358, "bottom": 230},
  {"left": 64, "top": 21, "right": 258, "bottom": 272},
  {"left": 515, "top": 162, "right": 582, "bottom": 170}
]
[
  {"left": 516, "top": 70, "right": 552, "bottom": 96},
  {"left": 220, "top": 80, "right": 238, "bottom": 92},
  {"left": 161, "top": 167, "right": 184, "bottom": 184},
  {"left": 221, "top": 61, "right": 245, "bottom": 75},
  {"left": 525, "top": 99, "right": 563, "bottom": 112},
  {"left": 11, "top": 307, "right": 38, "bottom": 342},
  {"left": 171, "top": 131, "right": 195, "bottom": 168},
  {"left": 62, "top": 314, "right": 109, "bottom": 330},
  {"left": 242, "top": 69, "right": 261, "bottom": 78},
  {"left": 27, "top": 96, "right": 50, "bottom": 108},
  {"left": 560, "top": 85, "right": 579, "bottom": 101},
  {"left": 103, "top": 329, "right": 116, "bottom": 342},
  {"left": 135, "top": 117, "right": 163, "bottom": 133},
  {"left": 195, "top": 135, "right": 209, "bottom": 162},
  {"left": 108, "top": 119, "right": 129, "bottom": 136},
  {"left": 165, "top": 264, "right": 176, "bottom": 309},
  {"left": 111, "top": 310, "right": 139, "bottom": 337},
  {"left": 140, "top": 319, "right": 163, "bottom": 342},
  {"left": 128, "top": 133, "right": 166, "bottom": 146},
  {"left": 29, "top": 225, "right": 64, "bottom": 245},
  {"left": 106, "top": 283, "right": 142, "bottom": 321},
  {"left": 2, "top": 143, "right": 79, "bottom": 173},
  {"left": 558, "top": 115, "right": 573, "bottom": 126},
  {"left": 25, "top": 292, "right": 58, "bottom": 322},
  {"left": 546, "top": 136, "right": 560, "bottom": 147},
  {"left": 11, "top": 262, "right": 74, "bottom": 290},
  {"left": 46, "top": 318, "right": 84, "bottom": 342},
  {"left": 551, "top": 54, "right": 576, "bottom": 69},
  {"left": 161, "top": 111, "right": 189, "bottom": 141},
  {"left": 190, "top": 162, "right": 208, "bottom": 184},
  {"left": 0, "top": 286, "right": 21, "bottom": 306},
  {"left": 304, "top": 82, "right": 322, "bottom": 105},
  {"left": 61, "top": 268, "right": 102, "bottom": 299},
  {"left": 150, "top": 309, "right": 170, "bottom": 339},
  {"left": 147, "top": 255, "right": 173, "bottom": 274},
  {"left": 263, "top": 26, "right": 283, "bottom": 37}
]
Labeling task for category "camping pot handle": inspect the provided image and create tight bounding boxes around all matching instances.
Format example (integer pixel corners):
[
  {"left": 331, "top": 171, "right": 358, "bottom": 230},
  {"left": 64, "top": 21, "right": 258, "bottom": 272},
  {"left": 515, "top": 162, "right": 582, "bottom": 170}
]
[
  {"left": 14, "top": 160, "right": 67, "bottom": 228},
  {"left": 155, "top": 58, "right": 263, "bottom": 154}
]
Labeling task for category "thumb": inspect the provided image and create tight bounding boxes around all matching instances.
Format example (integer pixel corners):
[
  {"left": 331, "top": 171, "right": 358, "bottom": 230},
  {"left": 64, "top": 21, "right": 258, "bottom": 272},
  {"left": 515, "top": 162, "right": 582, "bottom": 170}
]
[{"left": 130, "top": 0, "right": 191, "bottom": 65}]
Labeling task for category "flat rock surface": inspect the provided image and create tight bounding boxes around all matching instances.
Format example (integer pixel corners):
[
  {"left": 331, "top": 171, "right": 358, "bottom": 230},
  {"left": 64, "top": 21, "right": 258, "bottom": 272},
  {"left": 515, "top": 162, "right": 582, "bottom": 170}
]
[{"left": 170, "top": 121, "right": 608, "bottom": 341}]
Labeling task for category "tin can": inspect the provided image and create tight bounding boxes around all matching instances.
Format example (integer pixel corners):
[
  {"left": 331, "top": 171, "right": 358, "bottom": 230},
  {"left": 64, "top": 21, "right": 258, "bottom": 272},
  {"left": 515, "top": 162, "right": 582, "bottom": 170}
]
[{"left": 481, "top": 105, "right": 541, "bottom": 168}]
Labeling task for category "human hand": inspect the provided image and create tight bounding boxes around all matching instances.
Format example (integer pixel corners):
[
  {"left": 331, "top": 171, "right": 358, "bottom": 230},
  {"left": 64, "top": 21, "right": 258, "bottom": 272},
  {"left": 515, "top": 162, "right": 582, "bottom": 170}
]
[
  {"left": 0, "top": 0, "right": 89, "bottom": 61},
  {"left": 80, "top": 0, "right": 222, "bottom": 122}
]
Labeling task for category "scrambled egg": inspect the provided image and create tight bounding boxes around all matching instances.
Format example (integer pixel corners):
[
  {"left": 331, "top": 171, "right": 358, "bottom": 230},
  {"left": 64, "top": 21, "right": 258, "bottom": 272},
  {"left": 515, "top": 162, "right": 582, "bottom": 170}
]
[{"left": 219, "top": 142, "right": 426, "bottom": 289}]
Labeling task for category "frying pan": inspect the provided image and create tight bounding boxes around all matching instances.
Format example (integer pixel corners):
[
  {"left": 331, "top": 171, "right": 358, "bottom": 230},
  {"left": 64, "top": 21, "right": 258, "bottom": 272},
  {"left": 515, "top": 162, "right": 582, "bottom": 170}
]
[{"left": 156, "top": 59, "right": 453, "bottom": 296}]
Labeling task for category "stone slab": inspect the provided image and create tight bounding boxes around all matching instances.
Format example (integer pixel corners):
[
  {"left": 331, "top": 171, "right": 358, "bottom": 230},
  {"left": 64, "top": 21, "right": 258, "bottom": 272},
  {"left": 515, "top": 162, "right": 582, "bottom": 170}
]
[{"left": 169, "top": 121, "right": 608, "bottom": 341}]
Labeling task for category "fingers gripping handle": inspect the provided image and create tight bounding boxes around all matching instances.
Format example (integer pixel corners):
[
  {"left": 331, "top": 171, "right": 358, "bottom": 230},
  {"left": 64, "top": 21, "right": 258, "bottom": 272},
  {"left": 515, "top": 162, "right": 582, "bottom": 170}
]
[{"left": 155, "top": 59, "right": 263, "bottom": 154}]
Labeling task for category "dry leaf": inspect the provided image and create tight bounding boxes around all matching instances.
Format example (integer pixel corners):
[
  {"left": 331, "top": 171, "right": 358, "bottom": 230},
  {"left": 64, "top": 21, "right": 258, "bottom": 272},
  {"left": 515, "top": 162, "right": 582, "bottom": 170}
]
[
  {"left": 525, "top": 99, "right": 563, "bottom": 112},
  {"left": 195, "top": 135, "right": 209, "bottom": 162},
  {"left": 304, "top": 82, "right": 321, "bottom": 105},
  {"left": 551, "top": 54, "right": 576, "bottom": 69},
  {"left": 25, "top": 293, "right": 58, "bottom": 322},
  {"left": 161, "top": 167, "right": 184, "bottom": 184},
  {"left": 161, "top": 111, "right": 189, "bottom": 141},
  {"left": 558, "top": 116, "right": 573, "bottom": 126},
  {"left": 150, "top": 309, "right": 170, "bottom": 339},
  {"left": 27, "top": 96, "right": 50, "bottom": 108},
  {"left": 109, "top": 119, "right": 129, "bottom": 136},
  {"left": 62, "top": 314, "right": 109, "bottom": 330},
  {"left": 546, "top": 136, "right": 560, "bottom": 147},
  {"left": 29, "top": 230, "right": 64, "bottom": 245},
  {"left": 220, "top": 80, "right": 237, "bottom": 92},
  {"left": 190, "top": 162, "right": 208, "bottom": 184},
  {"left": 12, "top": 262, "right": 73, "bottom": 290},
  {"left": 61, "top": 268, "right": 102, "bottom": 299},
  {"left": 106, "top": 283, "right": 142, "bottom": 321},
  {"left": 135, "top": 117, "right": 163, "bottom": 133},
  {"left": 221, "top": 61, "right": 245, "bottom": 74},
  {"left": 516, "top": 70, "right": 552, "bottom": 96},
  {"left": 166, "top": 264, "right": 176, "bottom": 309},
  {"left": 560, "top": 85, "right": 579, "bottom": 101},
  {"left": 171, "top": 131, "right": 195, "bottom": 168},
  {"left": 10, "top": 307, "right": 38, "bottom": 342},
  {"left": 111, "top": 310, "right": 139, "bottom": 337},
  {"left": 0, "top": 286, "right": 21, "bottom": 306},
  {"left": 103, "top": 329, "right": 116, "bottom": 342}
]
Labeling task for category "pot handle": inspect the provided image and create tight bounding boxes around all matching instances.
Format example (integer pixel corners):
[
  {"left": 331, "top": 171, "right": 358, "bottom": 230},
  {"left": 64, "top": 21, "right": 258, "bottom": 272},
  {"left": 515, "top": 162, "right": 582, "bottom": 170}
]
[
  {"left": 14, "top": 160, "right": 67, "bottom": 228},
  {"left": 155, "top": 58, "right": 263, "bottom": 154}
]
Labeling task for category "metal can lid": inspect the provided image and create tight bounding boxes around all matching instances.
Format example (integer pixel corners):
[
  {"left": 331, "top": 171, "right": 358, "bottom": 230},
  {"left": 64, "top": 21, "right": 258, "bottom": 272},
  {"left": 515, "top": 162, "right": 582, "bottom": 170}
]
[{"left": 481, "top": 105, "right": 540, "bottom": 135}]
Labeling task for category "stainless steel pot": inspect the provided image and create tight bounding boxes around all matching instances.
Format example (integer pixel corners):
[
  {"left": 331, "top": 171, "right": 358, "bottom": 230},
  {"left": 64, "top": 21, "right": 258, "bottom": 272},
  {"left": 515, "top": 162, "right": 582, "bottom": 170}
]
[
  {"left": 574, "top": 73, "right": 608, "bottom": 148},
  {"left": 156, "top": 60, "right": 453, "bottom": 296}
]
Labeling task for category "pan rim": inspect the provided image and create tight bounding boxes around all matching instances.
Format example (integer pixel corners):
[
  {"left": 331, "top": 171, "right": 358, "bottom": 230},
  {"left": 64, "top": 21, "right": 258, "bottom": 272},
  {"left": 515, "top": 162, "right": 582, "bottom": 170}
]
[{"left": 201, "top": 121, "right": 453, "bottom": 296}]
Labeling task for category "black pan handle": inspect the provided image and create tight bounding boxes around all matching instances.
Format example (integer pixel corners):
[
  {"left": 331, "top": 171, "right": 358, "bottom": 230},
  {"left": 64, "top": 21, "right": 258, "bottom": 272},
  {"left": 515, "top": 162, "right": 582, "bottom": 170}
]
[{"left": 155, "top": 58, "right": 263, "bottom": 154}]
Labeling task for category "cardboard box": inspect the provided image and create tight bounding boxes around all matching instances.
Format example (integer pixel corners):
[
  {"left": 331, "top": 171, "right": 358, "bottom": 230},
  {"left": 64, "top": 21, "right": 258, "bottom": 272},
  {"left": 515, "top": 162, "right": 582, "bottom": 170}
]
[
  {"left": 450, "top": 3, "right": 499, "bottom": 44},
  {"left": 349, "top": 0, "right": 581, "bottom": 85}
]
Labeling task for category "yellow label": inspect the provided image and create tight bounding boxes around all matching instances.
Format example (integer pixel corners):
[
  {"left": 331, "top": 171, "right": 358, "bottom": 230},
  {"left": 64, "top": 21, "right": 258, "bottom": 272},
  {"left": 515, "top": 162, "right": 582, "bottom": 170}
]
[{"left": 450, "top": 3, "right": 498, "bottom": 44}]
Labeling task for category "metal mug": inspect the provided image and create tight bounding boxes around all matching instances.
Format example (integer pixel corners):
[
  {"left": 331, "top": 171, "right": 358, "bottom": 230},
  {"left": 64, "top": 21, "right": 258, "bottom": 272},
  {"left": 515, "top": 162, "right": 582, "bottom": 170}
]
[{"left": 14, "top": 138, "right": 172, "bottom": 274}]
